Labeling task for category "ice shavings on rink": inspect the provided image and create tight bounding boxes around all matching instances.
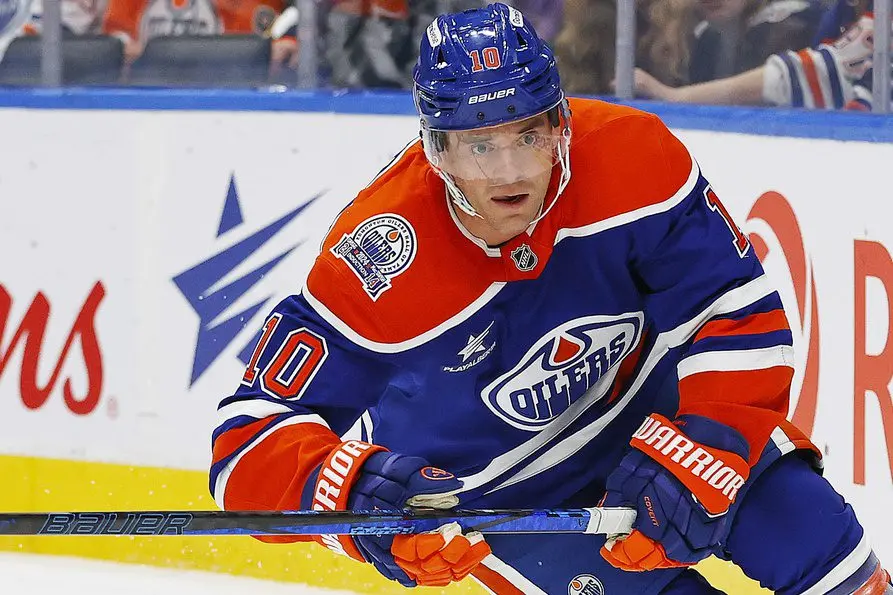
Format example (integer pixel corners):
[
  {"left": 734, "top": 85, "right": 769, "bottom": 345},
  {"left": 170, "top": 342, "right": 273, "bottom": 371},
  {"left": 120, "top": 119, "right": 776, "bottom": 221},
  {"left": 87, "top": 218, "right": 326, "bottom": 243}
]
[{"left": 0, "top": 553, "right": 362, "bottom": 595}]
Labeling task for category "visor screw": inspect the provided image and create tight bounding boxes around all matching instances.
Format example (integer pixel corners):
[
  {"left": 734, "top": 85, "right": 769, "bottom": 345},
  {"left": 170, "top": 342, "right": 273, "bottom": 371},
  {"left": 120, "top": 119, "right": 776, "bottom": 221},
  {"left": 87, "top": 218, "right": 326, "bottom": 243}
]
[
  {"left": 507, "top": 105, "right": 516, "bottom": 113},
  {"left": 477, "top": 112, "right": 485, "bottom": 121}
]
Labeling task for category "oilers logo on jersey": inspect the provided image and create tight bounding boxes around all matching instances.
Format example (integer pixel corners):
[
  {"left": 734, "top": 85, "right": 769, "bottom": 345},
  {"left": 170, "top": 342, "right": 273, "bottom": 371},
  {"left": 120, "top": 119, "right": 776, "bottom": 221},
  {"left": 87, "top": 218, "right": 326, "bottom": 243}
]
[
  {"left": 482, "top": 314, "right": 643, "bottom": 431},
  {"left": 568, "top": 574, "right": 605, "bottom": 595},
  {"left": 331, "top": 213, "right": 417, "bottom": 300}
]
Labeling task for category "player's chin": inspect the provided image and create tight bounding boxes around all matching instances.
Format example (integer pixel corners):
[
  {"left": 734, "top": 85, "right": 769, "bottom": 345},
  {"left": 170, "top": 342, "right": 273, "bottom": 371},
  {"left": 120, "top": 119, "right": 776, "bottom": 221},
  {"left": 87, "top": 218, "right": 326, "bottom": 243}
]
[{"left": 491, "top": 212, "right": 536, "bottom": 239}]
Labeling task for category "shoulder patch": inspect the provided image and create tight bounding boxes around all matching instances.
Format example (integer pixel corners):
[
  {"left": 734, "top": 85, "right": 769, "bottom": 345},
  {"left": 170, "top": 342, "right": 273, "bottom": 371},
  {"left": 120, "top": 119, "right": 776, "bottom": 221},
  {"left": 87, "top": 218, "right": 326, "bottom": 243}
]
[{"left": 330, "top": 213, "right": 418, "bottom": 301}]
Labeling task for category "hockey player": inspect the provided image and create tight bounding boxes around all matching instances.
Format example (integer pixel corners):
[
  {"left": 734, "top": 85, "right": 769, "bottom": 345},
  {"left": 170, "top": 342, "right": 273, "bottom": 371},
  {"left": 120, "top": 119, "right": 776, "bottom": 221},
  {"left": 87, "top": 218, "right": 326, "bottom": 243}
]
[{"left": 209, "top": 3, "right": 893, "bottom": 593}]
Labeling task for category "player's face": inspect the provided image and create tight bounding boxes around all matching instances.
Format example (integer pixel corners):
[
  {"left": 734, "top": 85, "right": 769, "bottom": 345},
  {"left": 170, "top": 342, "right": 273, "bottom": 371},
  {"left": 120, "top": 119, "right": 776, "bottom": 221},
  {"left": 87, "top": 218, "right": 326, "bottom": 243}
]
[{"left": 445, "top": 114, "right": 557, "bottom": 246}]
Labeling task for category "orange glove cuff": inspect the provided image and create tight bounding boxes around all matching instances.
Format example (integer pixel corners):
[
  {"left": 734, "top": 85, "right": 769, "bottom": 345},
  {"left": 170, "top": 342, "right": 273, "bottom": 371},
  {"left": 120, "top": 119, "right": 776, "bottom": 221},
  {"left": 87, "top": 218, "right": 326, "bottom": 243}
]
[
  {"left": 310, "top": 440, "right": 387, "bottom": 562},
  {"left": 630, "top": 414, "right": 750, "bottom": 515}
]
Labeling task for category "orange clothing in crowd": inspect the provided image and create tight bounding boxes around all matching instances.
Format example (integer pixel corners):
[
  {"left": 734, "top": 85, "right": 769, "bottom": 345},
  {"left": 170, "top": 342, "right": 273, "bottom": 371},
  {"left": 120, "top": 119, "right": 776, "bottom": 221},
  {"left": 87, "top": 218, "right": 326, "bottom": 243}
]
[
  {"left": 331, "top": 0, "right": 408, "bottom": 19},
  {"left": 102, "top": 0, "right": 287, "bottom": 43}
]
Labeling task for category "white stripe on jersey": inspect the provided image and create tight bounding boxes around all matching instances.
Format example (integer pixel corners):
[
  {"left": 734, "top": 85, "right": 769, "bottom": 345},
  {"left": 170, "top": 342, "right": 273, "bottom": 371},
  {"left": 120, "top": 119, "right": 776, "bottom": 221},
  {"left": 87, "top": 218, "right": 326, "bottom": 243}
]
[
  {"left": 360, "top": 410, "right": 375, "bottom": 442},
  {"left": 303, "top": 280, "right": 507, "bottom": 354},
  {"left": 458, "top": 334, "right": 635, "bottom": 493},
  {"left": 800, "top": 533, "right": 872, "bottom": 595},
  {"left": 770, "top": 425, "right": 797, "bottom": 457},
  {"left": 479, "top": 554, "right": 548, "bottom": 595},
  {"left": 471, "top": 274, "right": 778, "bottom": 494},
  {"left": 303, "top": 151, "right": 700, "bottom": 354},
  {"left": 553, "top": 150, "right": 699, "bottom": 244},
  {"left": 677, "top": 345, "right": 795, "bottom": 379},
  {"left": 212, "top": 414, "right": 328, "bottom": 510},
  {"left": 215, "top": 399, "right": 298, "bottom": 428}
]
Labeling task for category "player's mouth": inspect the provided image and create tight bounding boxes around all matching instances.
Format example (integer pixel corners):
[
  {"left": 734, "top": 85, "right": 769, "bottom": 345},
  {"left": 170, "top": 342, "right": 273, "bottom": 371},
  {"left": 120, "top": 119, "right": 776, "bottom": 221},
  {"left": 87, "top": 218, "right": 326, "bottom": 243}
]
[{"left": 490, "top": 193, "right": 529, "bottom": 206}]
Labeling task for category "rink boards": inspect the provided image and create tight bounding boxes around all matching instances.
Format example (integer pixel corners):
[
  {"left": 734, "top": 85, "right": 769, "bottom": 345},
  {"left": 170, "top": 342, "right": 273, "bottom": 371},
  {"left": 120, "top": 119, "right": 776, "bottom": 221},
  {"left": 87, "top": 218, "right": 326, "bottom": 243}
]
[{"left": 0, "top": 90, "right": 891, "bottom": 594}]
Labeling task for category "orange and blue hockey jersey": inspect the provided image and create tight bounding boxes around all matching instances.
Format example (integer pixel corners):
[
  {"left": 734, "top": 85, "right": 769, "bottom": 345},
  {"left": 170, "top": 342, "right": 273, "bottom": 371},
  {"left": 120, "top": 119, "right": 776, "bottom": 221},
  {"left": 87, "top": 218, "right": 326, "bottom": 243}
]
[{"left": 209, "top": 97, "right": 817, "bottom": 519}]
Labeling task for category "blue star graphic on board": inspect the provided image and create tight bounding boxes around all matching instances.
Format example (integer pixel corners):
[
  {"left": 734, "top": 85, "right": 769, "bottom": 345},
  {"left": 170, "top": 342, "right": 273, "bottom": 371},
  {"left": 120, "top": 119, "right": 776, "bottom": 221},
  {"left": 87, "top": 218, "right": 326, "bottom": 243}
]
[{"left": 173, "top": 173, "right": 322, "bottom": 386}]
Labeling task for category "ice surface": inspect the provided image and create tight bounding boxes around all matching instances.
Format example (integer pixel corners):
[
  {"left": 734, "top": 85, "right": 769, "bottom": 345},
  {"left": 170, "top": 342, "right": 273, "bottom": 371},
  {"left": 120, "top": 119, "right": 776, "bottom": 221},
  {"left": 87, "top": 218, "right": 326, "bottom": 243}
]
[{"left": 0, "top": 553, "right": 361, "bottom": 595}]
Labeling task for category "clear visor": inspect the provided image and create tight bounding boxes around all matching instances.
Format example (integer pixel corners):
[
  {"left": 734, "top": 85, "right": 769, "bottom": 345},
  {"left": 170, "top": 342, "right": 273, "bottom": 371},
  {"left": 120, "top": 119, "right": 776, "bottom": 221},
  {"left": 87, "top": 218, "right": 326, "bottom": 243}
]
[{"left": 423, "top": 111, "right": 564, "bottom": 183}]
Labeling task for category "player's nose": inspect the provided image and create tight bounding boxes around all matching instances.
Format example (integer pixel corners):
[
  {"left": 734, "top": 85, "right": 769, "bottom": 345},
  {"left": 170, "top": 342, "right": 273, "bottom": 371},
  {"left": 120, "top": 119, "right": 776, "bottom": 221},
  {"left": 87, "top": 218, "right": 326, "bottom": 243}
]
[{"left": 486, "top": 147, "right": 528, "bottom": 184}]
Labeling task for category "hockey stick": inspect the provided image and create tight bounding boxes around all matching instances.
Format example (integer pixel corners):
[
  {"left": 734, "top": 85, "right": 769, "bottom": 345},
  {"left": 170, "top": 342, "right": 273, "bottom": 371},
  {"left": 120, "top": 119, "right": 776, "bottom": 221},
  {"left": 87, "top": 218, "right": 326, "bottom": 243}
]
[{"left": 0, "top": 507, "right": 635, "bottom": 538}]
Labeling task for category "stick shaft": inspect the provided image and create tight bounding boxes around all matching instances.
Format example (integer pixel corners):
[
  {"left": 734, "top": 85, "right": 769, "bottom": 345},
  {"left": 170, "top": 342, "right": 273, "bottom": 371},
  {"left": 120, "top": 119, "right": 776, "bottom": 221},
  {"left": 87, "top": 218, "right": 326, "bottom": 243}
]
[{"left": 0, "top": 507, "right": 635, "bottom": 537}]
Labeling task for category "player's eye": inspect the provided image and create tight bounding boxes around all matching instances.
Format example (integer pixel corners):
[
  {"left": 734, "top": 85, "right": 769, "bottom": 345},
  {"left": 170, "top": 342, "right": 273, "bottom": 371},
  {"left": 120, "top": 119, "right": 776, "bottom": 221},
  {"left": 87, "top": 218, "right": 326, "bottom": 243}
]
[
  {"left": 519, "top": 132, "right": 539, "bottom": 147},
  {"left": 470, "top": 142, "right": 492, "bottom": 156}
]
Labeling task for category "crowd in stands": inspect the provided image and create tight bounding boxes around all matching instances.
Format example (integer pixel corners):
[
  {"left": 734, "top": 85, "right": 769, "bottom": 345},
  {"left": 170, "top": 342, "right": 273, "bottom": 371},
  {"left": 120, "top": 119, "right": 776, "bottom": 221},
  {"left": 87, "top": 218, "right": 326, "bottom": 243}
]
[{"left": 0, "top": 0, "right": 886, "bottom": 111}]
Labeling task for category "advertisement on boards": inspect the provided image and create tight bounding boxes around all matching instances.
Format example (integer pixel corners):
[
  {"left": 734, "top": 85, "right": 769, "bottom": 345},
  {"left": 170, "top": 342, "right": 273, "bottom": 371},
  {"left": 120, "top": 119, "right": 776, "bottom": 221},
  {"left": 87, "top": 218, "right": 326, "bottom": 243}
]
[{"left": 0, "top": 109, "right": 418, "bottom": 469}]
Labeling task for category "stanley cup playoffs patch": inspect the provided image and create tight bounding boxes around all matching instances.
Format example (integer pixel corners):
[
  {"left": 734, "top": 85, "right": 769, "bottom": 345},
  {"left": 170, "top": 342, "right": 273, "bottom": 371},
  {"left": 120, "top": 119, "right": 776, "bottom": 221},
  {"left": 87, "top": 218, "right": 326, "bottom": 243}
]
[{"left": 331, "top": 214, "right": 417, "bottom": 300}]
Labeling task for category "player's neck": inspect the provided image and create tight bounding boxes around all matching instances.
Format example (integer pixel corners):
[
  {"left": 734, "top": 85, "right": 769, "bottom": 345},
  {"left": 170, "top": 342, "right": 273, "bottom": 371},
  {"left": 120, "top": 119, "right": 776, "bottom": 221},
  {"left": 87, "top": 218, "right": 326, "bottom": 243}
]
[{"left": 454, "top": 208, "right": 525, "bottom": 247}]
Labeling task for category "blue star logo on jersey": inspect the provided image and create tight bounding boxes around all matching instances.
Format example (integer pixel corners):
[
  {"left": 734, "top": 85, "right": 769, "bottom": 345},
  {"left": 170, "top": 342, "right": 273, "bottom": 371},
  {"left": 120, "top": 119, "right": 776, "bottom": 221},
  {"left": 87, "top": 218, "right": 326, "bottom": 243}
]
[
  {"left": 443, "top": 321, "right": 496, "bottom": 373},
  {"left": 172, "top": 173, "right": 322, "bottom": 386}
]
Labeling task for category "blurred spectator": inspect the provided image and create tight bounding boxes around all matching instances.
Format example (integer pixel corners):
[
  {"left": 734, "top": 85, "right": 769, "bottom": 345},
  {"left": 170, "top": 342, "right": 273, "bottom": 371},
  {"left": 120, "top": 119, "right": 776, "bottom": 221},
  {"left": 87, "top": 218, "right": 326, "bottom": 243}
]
[
  {"left": 322, "top": 0, "right": 484, "bottom": 89},
  {"left": 552, "top": 0, "right": 615, "bottom": 94},
  {"left": 621, "top": 0, "right": 830, "bottom": 105},
  {"left": 102, "top": 0, "right": 295, "bottom": 71},
  {"left": 508, "top": 0, "right": 563, "bottom": 42},
  {"left": 0, "top": 0, "right": 110, "bottom": 64},
  {"left": 637, "top": 0, "right": 699, "bottom": 87},
  {"left": 631, "top": 12, "right": 884, "bottom": 110},
  {"left": 690, "top": 0, "right": 825, "bottom": 83},
  {"left": 25, "top": 0, "right": 108, "bottom": 35},
  {"left": 323, "top": 0, "right": 415, "bottom": 88},
  {"left": 814, "top": 0, "right": 869, "bottom": 43},
  {"left": 808, "top": 0, "right": 884, "bottom": 111},
  {"left": 552, "top": 0, "right": 699, "bottom": 95},
  {"left": 0, "top": 0, "right": 32, "bottom": 59}
]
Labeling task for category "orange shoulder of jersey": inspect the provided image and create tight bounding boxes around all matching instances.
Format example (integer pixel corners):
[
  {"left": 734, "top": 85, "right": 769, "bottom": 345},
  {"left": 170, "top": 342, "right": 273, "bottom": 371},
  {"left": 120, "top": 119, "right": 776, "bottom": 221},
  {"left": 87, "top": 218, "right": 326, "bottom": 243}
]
[
  {"left": 304, "top": 104, "right": 698, "bottom": 351},
  {"left": 560, "top": 97, "right": 698, "bottom": 230},
  {"left": 305, "top": 141, "right": 503, "bottom": 349}
]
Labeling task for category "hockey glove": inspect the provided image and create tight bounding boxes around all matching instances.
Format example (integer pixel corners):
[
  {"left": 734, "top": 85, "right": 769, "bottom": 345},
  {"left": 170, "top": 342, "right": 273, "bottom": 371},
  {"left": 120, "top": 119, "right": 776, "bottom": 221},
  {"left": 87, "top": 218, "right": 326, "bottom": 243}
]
[
  {"left": 302, "top": 440, "right": 490, "bottom": 587},
  {"left": 600, "top": 413, "right": 750, "bottom": 572}
]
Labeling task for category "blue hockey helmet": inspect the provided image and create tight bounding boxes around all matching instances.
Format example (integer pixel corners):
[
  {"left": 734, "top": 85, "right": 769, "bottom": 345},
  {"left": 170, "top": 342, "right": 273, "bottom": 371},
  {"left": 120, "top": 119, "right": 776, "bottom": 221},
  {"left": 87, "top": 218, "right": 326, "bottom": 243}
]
[
  {"left": 413, "top": 2, "right": 564, "bottom": 132},
  {"left": 412, "top": 3, "right": 572, "bottom": 218}
]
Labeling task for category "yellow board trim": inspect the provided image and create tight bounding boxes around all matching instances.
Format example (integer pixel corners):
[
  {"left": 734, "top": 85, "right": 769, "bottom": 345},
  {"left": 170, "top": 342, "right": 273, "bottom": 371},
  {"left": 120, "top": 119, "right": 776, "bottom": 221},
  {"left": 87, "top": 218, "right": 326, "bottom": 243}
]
[{"left": 0, "top": 455, "right": 768, "bottom": 594}]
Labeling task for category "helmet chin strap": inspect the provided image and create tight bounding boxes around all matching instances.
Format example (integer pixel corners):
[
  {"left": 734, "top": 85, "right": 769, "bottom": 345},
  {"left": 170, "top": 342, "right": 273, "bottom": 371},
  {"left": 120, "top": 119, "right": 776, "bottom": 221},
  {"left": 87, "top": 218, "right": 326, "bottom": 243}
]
[
  {"left": 526, "top": 125, "right": 572, "bottom": 230},
  {"left": 440, "top": 172, "right": 482, "bottom": 218}
]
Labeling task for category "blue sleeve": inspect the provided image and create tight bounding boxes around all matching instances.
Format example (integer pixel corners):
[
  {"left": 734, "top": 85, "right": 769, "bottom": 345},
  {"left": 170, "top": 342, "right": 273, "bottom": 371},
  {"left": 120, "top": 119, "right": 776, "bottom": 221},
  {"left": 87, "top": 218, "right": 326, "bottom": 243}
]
[
  {"left": 630, "top": 168, "right": 797, "bottom": 465},
  {"left": 209, "top": 291, "right": 393, "bottom": 510}
]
